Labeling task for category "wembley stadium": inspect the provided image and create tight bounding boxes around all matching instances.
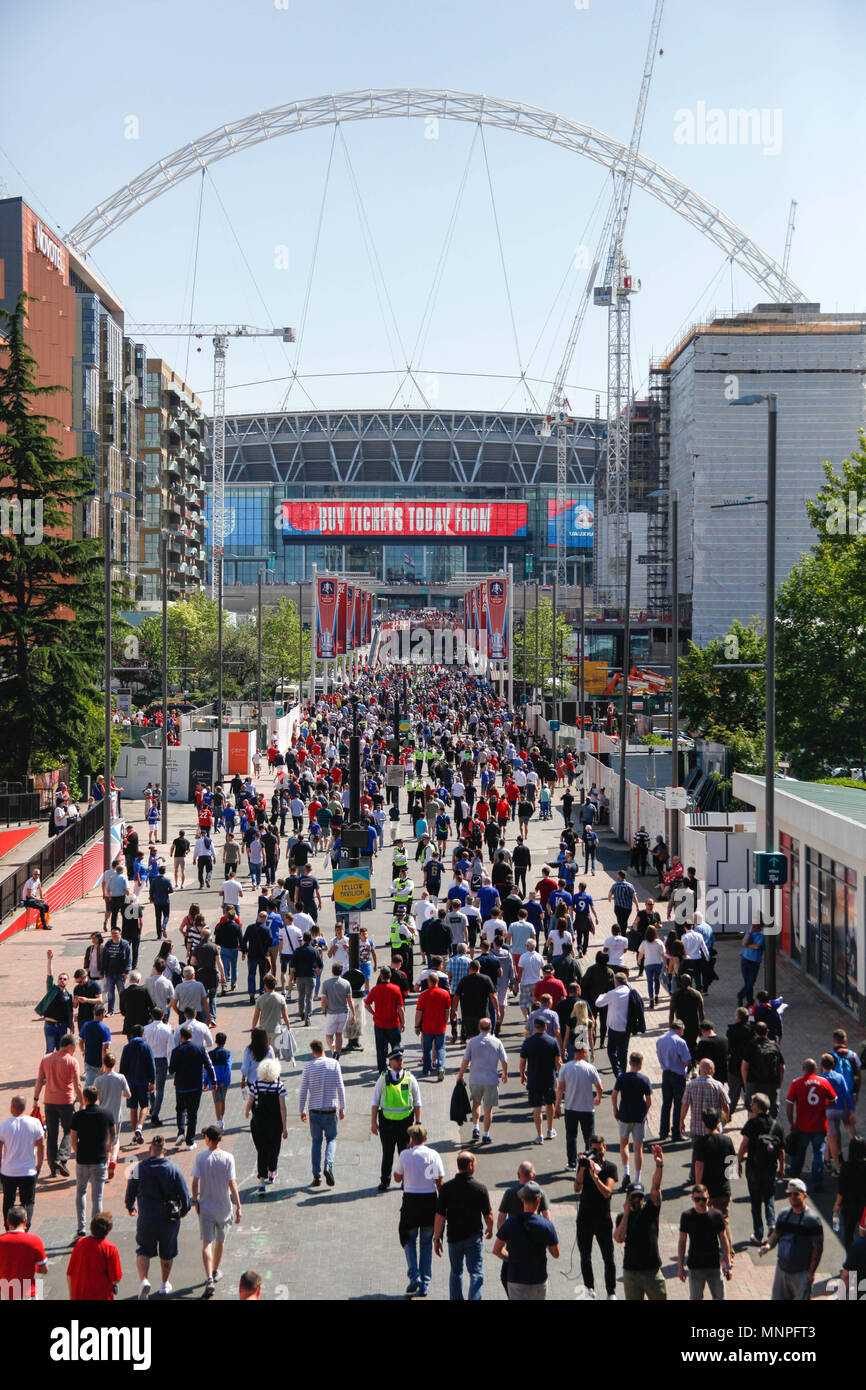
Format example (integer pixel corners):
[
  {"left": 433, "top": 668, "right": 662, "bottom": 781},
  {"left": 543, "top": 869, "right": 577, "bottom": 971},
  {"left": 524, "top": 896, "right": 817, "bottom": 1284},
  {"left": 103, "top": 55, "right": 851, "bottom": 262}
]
[{"left": 210, "top": 407, "right": 603, "bottom": 593}]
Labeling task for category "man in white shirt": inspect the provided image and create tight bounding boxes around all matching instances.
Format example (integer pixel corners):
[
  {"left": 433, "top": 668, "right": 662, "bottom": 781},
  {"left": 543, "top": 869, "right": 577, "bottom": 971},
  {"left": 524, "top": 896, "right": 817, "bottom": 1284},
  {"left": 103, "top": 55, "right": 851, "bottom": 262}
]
[
  {"left": 279, "top": 914, "right": 304, "bottom": 995},
  {"left": 146, "top": 961, "right": 175, "bottom": 1016},
  {"left": 680, "top": 924, "right": 710, "bottom": 969},
  {"left": 393, "top": 1123, "right": 445, "bottom": 1298},
  {"left": 603, "top": 924, "right": 629, "bottom": 967},
  {"left": 512, "top": 766, "right": 527, "bottom": 789},
  {"left": 169, "top": 1008, "right": 212, "bottom": 1057},
  {"left": 413, "top": 894, "right": 436, "bottom": 934},
  {"left": 0, "top": 1095, "right": 45, "bottom": 1228},
  {"left": 517, "top": 938, "right": 545, "bottom": 1018},
  {"left": 328, "top": 925, "right": 351, "bottom": 970},
  {"left": 219, "top": 873, "right": 244, "bottom": 910},
  {"left": 456, "top": 1018, "right": 509, "bottom": 1143},
  {"left": 555, "top": 1044, "right": 603, "bottom": 1169},
  {"left": 293, "top": 908, "right": 315, "bottom": 938},
  {"left": 21, "top": 870, "right": 51, "bottom": 931},
  {"left": 594, "top": 973, "right": 634, "bottom": 1079},
  {"left": 143, "top": 1012, "right": 173, "bottom": 1125}
]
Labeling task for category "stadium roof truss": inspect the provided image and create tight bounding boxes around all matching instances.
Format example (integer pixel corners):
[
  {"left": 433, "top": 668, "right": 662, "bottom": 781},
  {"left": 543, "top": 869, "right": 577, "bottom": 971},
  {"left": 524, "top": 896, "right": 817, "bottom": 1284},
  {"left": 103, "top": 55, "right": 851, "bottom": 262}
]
[{"left": 220, "top": 409, "right": 602, "bottom": 489}]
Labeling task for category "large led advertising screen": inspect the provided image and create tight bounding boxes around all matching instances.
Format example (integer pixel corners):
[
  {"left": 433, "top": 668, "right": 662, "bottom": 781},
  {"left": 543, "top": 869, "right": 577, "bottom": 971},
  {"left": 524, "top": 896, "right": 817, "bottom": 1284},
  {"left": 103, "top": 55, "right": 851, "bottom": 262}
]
[{"left": 280, "top": 499, "right": 527, "bottom": 540}]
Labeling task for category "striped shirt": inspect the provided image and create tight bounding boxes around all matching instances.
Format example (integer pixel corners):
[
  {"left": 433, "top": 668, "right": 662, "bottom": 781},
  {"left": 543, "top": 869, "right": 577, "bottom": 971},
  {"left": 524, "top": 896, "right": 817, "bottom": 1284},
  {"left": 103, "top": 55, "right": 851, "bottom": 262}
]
[
  {"left": 298, "top": 1057, "right": 346, "bottom": 1113},
  {"left": 611, "top": 879, "right": 637, "bottom": 909},
  {"left": 682, "top": 1076, "right": 728, "bottom": 1135},
  {"left": 248, "top": 1078, "right": 286, "bottom": 1103}
]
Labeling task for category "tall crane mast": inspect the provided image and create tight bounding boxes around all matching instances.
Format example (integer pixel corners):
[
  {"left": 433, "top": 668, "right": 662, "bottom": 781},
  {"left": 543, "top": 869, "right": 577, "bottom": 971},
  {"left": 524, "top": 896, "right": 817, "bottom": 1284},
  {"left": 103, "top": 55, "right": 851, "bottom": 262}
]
[
  {"left": 544, "top": 0, "right": 664, "bottom": 602},
  {"left": 133, "top": 324, "right": 295, "bottom": 595},
  {"left": 594, "top": 0, "right": 665, "bottom": 608}
]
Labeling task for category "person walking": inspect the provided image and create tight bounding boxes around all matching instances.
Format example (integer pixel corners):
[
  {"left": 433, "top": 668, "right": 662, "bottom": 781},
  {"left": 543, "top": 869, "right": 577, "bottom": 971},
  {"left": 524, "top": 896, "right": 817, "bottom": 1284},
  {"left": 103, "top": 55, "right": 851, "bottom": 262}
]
[
  {"left": 737, "top": 924, "right": 764, "bottom": 1006},
  {"left": 677, "top": 1184, "right": 734, "bottom": 1300},
  {"left": 299, "top": 1039, "right": 346, "bottom": 1187},
  {"left": 456, "top": 1018, "right": 508, "bottom": 1145},
  {"left": 251, "top": 975, "right": 292, "bottom": 1054},
  {"left": 759, "top": 1179, "right": 823, "bottom": 1300},
  {"left": 320, "top": 962, "right": 355, "bottom": 1061},
  {"left": 149, "top": 864, "right": 174, "bottom": 941},
  {"left": 785, "top": 1058, "right": 837, "bottom": 1192},
  {"left": 555, "top": 1044, "right": 603, "bottom": 1170},
  {"left": 365, "top": 967, "right": 406, "bottom": 1073},
  {"left": 737, "top": 1093, "right": 785, "bottom": 1246},
  {"left": 614, "top": 1146, "right": 667, "bottom": 1301},
  {"left": 245, "top": 1058, "right": 288, "bottom": 1197},
  {"left": 0, "top": 1205, "right": 47, "bottom": 1298},
  {"left": 612, "top": 1052, "right": 653, "bottom": 1192},
  {"left": 574, "top": 1132, "right": 618, "bottom": 1300},
  {"left": 125, "top": 1134, "right": 192, "bottom": 1299},
  {"left": 170, "top": 1025, "right": 217, "bottom": 1151},
  {"left": 0, "top": 1097, "right": 44, "bottom": 1230},
  {"left": 493, "top": 1181, "right": 559, "bottom": 1301},
  {"left": 70, "top": 1085, "right": 114, "bottom": 1243},
  {"left": 680, "top": 1060, "right": 730, "bottom": 1174},
  {"left": 607, "top": 870, "right": 639, "bottom": 934},
  {"left": 394, "top": 1124, "right": 445, "bottom": 1297},
  {"left": 519, "top": 1015, "right": 561, "bottom": 1145},
  {"left": 371, "top": 1047, "right": 422, "bottom": 1193},
  {"left": 33, "top": 1034, "right": 82, "bottom": 1178},
  {"left": 655, "top": 1019, "right": 692, "bottom": 1143},
  {"left": 414, "top": 972, "right": 451, "bottom": 1081},
  {"left": 433, "top": 1149, "right": 493, "bottom": 1301},
  {"left": 66, "top": 1211, "right": 122, "bottom": 1301},
  {"left": 102, "top": 926, "right": 132, "bottom": 1016},
  {"left": 594, "top": 971, "right": 633, "bottom": 1079},
  {"left": 741, "top": 1021, "right": 785, "bottom": 1118},
  {"left": 39, "top": 950, "right": 73, "bottom": 1053},
  {"left": 192, "top": 1125, "right": 242, "bottom": 1298},
  {"left": 119, "top": 1024, "right": 156, "bottom": 1145}
]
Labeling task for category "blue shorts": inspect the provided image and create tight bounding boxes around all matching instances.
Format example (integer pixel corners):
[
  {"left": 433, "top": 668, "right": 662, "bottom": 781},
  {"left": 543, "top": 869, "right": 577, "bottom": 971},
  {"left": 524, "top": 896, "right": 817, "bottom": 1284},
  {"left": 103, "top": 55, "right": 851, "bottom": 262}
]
[
  {"left": 136, "top": 1220, "right": 180, "bottom": 1260},
  {"left": 128, "top": 1084, "right": 150, "bottom": 1109}
]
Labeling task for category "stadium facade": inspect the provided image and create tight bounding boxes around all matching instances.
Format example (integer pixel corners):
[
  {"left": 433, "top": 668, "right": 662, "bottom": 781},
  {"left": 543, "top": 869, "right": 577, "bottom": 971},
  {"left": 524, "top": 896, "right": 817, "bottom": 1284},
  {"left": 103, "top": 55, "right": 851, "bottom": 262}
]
[{"left": 212, "top": 409, "right": 603, "bottom": 595}]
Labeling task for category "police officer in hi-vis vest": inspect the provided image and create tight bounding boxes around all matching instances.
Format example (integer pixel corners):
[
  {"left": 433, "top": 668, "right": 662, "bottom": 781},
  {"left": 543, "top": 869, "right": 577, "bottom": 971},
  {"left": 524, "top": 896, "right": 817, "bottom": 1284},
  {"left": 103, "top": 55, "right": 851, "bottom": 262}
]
[{"left": 371, "top": 1047, "right": 422, "bottom": 1192}]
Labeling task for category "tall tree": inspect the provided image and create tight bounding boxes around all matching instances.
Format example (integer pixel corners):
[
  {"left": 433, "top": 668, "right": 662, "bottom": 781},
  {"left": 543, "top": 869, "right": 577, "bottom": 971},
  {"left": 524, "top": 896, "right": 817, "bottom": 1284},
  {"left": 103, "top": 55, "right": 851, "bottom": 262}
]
[
  {"left": 777, "top": 436, "right": 866, "bottom": 776},
  {"left": 512, "top": 597, "right": 574, "bottom": 696},
  {"left": 261, "top": 597, "right": 309, "bottom": 691},
  {"left": 0, "top": 294, "right": 107, "bottom": 782},
  {"left": 678, "top": 619, "right": 766, "bottom": 740}
]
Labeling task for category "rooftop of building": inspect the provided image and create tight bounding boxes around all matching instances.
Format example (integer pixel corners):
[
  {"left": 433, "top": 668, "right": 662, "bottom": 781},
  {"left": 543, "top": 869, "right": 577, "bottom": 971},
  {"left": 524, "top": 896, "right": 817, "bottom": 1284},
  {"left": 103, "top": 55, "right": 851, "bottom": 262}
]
[
  {"left": 735, "top": 775, "right": 866, "bottom": 829},
  {"left": 651, "top": 302, "right": 866, "bottom": 372}
]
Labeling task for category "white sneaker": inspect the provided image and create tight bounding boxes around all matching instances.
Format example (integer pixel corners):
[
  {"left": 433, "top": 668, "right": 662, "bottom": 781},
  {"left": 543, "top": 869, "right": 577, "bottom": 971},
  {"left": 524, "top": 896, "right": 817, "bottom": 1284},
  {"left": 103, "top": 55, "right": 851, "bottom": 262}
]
[
  {"left": 186, "top": 1141, "right": 197, "bottom": 1151},
  {"left": 606, "top": 1292, "right": 617, "bottom": 1300},
  {"left": 159, "top": 1281, "right": 173, "bottom": 1296},
  {"left": 546, "top": 1129, "right": 557, "bottom": 1140},
  {"left": 213, "top": 1269, "right": 223, "bottom": 1282},
  {"left": 138, "top": 1279, "right": 151, "bottom": 1300},
  {"left": 534, "top": 1134, "right": 544, "bottom": 1145}
]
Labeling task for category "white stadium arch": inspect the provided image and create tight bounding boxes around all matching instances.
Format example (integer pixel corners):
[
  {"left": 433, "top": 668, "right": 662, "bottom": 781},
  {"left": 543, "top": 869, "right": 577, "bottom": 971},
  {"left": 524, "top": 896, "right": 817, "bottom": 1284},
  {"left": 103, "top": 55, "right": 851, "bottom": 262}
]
[{"left": 67, "top": 87, "right": 806, "bottom": 303}]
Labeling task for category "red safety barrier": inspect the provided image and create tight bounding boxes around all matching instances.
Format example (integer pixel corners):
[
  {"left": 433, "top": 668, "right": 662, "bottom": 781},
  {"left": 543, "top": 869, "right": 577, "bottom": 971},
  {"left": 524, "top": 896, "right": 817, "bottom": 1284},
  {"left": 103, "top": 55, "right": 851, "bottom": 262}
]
[
  {"left": 0, "top": 840, "right": 105, "bottom": 945},
  {"left": 0, "top": 825, "right": 40, "bottom": 861}
]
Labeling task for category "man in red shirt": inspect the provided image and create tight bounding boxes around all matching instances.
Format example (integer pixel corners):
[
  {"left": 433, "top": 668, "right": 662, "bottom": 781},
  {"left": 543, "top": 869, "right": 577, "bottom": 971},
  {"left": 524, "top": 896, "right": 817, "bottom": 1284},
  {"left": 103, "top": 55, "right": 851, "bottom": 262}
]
[
  {"left": 786, "top": 1058, "right": 839, "bottom": 1190},
  {"left": 533, "top": 964, "right": 567, "bottom": 1008},
  {"left": 0, "top": 1206, "right": 47, "bottom": 1299},
  {"left": 365, "top": 968, "right": 406, "bottom": 1073},
  {"left": 414, "top": 980, "right": 451, "bottom": 1080},
  {"left": 536, "top": 868, "right": 558, "bottom": 915},
  {"left": 66, "top": 1210, "right": 122, "bottom": 1300}
]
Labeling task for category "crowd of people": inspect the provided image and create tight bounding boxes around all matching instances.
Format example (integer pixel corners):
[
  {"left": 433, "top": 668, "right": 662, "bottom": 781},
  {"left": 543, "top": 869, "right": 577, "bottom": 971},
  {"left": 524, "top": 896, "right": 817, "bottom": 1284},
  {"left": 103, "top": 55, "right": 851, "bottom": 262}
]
[{"left": 3, "top": 658, "right": 865, "bottom": 1304}]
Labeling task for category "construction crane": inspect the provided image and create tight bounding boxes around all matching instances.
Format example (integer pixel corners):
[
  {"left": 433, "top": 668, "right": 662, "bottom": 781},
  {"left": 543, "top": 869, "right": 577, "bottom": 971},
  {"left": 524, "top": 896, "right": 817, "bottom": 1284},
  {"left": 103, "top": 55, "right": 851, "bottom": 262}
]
[
  {"left": 594, "top": 0, "right": 665, "bottom": 608},
  {"left": 544, "top": 0, "right": 664, "bottom": 605},
  {"left": 132, "top": 324, "right": 295, "bottom": 594},
  {"left": 782, "top": 199, "right": 798, "bottom": 279}
]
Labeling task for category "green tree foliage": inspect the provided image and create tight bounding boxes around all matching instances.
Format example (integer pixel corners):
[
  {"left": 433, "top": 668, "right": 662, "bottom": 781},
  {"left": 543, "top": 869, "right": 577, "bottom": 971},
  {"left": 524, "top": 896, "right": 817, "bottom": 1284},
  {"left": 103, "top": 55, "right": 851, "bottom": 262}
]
[
  {"left": 261, "top": 597, "right": 310, "bottom": 691},
  {"left": 777, "top": 437, "right": 866, "bottom": 778},
  {"left": 513, "top": 597, "right": 575, "bottom": 696},
  {"left": 678, "top": 620, "right": 766, "bottom": 741},
  {"left": 0, "top": 294, "right": 108, "bottom": 782}
]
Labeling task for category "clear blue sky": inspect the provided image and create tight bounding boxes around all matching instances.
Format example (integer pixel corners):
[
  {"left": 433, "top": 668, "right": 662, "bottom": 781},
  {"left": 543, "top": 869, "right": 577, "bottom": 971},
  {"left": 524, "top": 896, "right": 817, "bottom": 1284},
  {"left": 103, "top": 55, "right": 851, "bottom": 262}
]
[{"left": 2, "top": 0, "right": 863, "bottom": 415}]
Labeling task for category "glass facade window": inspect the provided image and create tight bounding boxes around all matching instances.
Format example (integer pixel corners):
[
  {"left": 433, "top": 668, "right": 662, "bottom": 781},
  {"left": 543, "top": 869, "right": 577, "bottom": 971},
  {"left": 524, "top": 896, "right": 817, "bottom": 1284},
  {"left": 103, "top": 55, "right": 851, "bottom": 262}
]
[{"left": 805, "top": 847, "right": 857, "bottom": 1011}]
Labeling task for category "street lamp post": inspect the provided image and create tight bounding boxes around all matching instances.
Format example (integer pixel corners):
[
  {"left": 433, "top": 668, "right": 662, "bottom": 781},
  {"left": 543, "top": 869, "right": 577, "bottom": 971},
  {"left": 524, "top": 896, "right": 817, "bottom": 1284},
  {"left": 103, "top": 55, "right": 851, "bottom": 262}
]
[
  {"left": 103, "top": 488, "right": 136, "bottom": 871},
  {"left": 649, "top": 487, "right": 680, "bottom": 856},
  {"left": 161, "top": 533, "right": 169, "bottom": 846},
  {"left": 579, "top": 556, "right": 586, "bottom": 805},
  {"left": 731, "top": 391, "right": 779, "bottom": 994},
  {"left": 617, "top": 533, "right": 632, "bottom": 846},
  {"left": 257, "top": 568, "right": 263, "bottom": 755},
  {"left": 216, "top": 551, "right": 224, "bottom": 790}
]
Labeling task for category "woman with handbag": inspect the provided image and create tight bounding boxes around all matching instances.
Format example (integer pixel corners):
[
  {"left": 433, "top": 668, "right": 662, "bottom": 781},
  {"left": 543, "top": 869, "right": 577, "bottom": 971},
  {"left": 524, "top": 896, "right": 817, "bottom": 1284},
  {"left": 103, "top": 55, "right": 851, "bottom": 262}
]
[{"left": 244, "top": 1058, "right": 287, "bottom": 1197}]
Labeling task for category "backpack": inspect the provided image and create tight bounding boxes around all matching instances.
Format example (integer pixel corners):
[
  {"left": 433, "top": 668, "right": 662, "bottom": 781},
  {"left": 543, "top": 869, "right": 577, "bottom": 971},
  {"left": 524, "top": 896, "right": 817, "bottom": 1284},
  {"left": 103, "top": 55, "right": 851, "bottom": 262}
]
[
  {"left": 750, "top": 1041, "right": 782, "bottom": 1087},
  {"left": 753, "top": 1127, "right": 782, "bottom": 1170},
  {"left": 832, "top": 1050, "right": 855, "bottom": 1106}
]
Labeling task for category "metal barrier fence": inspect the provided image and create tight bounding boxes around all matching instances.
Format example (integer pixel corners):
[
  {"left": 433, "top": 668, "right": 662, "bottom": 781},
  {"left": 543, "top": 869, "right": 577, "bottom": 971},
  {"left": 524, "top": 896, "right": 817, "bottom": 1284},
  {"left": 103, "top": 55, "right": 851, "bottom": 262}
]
[
  {"left": 0, "top": 801, "right": 104, "bottom": 925},
  {"left": 0, "top": 791, "right": 42, "bottom": 826}
]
